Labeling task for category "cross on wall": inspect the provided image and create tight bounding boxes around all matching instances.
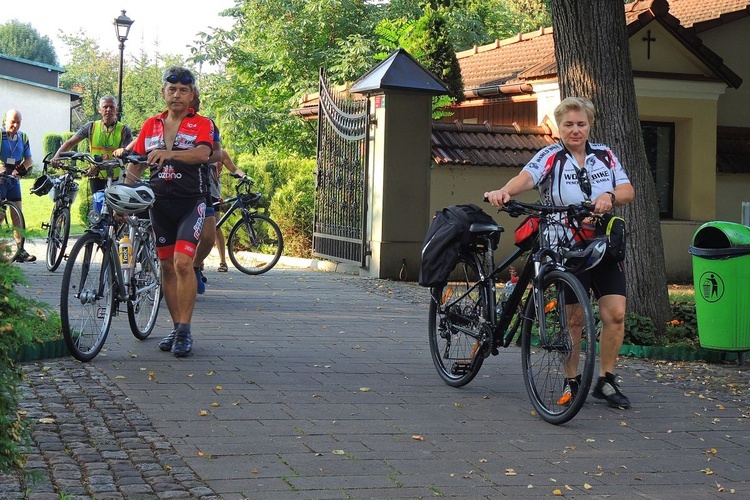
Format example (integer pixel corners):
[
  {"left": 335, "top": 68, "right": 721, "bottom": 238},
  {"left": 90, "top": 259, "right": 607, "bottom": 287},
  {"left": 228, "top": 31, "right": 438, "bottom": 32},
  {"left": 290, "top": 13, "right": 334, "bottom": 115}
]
[{"left": 642, "top": 29, "right": 656, "bottom": 59}]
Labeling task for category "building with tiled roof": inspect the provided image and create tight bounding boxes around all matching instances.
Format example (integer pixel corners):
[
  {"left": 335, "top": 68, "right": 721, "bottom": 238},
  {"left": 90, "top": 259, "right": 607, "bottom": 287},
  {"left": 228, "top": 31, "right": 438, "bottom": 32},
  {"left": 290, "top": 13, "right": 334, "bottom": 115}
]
[
  {"left": 297, "top": 0, "right": 750, "bottom": 280},
  {"left": 434, "top": 0, "right": 750, "bottom": 280}
]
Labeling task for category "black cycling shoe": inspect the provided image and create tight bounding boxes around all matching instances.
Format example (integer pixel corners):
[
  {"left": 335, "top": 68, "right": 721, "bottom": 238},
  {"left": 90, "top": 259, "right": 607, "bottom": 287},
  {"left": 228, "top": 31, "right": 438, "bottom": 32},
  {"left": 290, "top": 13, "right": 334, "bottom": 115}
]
[
  {"left": 558, "top": 374, "right": 581, "bottom": 406},
  {"left": 158, "top": 331, "right": 176, "bottom": 351},
  {"left": 14, "top": 249, "right": 37, "bottom": 262},
  {"left": 171, "top": 330, "right": 193, "bottom": 357},
  {"left": 592, "top": 372, "right": 631, "bottom": 408}
]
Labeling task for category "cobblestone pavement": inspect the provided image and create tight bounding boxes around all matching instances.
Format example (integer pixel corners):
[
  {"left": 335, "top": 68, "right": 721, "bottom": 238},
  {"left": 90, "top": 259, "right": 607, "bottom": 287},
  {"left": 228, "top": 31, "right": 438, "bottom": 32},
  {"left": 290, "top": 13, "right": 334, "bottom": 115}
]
[
  {"left": 4, "top": 239, "right": 750, "bottom": 499},
  {"left": 1, "top": 362, "right": 217, "bottom": 499}
]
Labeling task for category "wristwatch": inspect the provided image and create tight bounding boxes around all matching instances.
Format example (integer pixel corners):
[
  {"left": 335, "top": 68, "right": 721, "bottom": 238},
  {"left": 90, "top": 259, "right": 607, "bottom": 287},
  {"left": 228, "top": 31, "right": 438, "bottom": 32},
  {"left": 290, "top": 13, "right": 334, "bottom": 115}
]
[{"left": 606, "top": 191, "right": 616, "bottom": 205}]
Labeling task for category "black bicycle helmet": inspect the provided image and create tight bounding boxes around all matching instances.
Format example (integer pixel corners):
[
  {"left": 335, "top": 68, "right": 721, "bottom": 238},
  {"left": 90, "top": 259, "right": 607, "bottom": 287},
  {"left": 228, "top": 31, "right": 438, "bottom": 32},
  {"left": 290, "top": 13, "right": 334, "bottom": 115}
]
[
  {"left": 31, "top": 175, "right": 54, "bottom": 196},
  {"left": 563, "top": 236, "right": 608, "bottom": 273},
  {"left": 104, "top": 182, "right": 156, "bottom": 214}
]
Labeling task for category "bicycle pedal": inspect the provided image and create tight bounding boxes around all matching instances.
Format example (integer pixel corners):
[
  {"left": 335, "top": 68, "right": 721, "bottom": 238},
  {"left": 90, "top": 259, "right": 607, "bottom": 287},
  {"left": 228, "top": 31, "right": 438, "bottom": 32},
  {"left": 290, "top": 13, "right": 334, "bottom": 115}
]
[
  {"left": 41, "top": 222, "right": 50, "bottom": 229},
  {"left": 450, "top": 361, "right": 471, "bottom": 375}
]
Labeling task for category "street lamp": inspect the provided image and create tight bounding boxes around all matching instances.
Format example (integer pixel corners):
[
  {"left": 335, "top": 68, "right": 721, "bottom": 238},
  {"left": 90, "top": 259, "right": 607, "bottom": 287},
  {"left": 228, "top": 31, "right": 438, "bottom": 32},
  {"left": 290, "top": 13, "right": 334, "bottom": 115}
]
[{"left": 114, "top": 10, "right": 134, "bottom": 122}]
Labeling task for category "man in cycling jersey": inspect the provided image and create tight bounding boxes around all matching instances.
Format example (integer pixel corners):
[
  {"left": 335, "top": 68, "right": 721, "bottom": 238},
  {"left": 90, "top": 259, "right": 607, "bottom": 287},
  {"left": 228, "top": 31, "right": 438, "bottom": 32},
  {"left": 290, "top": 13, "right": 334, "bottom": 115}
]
[
  {"left": 122, "top": 66, "right": 214, "bottom": 357},
  {"left": 53, "top": 96, "right": 133, "bottom": 214}
]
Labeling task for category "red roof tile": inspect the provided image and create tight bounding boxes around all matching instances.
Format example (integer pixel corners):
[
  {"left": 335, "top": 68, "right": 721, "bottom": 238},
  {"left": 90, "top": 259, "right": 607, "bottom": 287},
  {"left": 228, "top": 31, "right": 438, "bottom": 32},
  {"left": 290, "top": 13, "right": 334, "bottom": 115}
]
[
  {"left": 660, "top": 0, "right": 750, "bottom": 30},
  {"left": 431, "top": 121, "right": 557, "bottom": 167},
  {"left": 457, "top": 0, "right": 744, "bottom": 94},
  {"left": 456, "top": 28, "right": 554, "bottom": 90}
]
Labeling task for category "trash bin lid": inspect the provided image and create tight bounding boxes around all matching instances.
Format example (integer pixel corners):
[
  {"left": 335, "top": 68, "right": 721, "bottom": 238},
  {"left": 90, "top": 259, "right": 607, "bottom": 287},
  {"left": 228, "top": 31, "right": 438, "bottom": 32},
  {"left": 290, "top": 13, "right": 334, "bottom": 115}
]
[{"left": 692, "top": 221, "right": 750, "bottom": 248}]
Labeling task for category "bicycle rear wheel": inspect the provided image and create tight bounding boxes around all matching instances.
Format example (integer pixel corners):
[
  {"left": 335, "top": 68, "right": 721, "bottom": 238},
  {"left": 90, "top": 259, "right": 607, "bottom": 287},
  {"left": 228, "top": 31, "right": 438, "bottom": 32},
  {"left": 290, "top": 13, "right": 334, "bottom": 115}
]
[
  {"left": 227, "top": 214, "right": 283, "bottom": 275},
  {"left": 521, "top": 269, "right": 596, "bottom": 424},
  {"left": 127, "top": 227, "right": 162, "bottom": 339},
  {"left": 428, "top": 255, "right": 486, "bottom": 387},
  {"left": 46, "top": 206, "right": 70, "bottom": 272},
  {"left": 61, "top": 232, "right": 114, "bottom": 362},
  {"left": 0, "top": 201, "right": 24, "bottom": 263}
]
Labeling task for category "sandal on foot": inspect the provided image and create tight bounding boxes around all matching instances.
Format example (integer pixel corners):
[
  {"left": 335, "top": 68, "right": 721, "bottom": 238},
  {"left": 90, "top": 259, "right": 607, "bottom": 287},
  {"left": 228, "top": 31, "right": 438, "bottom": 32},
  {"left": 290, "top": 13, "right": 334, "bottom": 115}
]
[{"left": 217, "top": 263, "right": 228, "bottom": 272}]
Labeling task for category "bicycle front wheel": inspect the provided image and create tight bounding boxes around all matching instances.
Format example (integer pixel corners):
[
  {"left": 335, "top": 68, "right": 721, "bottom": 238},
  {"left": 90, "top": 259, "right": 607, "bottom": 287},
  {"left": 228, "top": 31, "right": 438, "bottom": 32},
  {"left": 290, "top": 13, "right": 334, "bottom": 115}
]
[
  {"left": 61, "top": 232, "right": 114, "bottom": 362},
  {"left": 46, "top": 206, "right": 70, "bottom": 272},
  {"left": 227, "top": 214, "right": 283, "bottom": 275},
  {"left": 0, "top": 201, "right": 25, "bottom": 263},
  {"left": 127, "top": 228, "right": 162, "bottom": 339},
  {"left": 521, "top": 269, "right": 596, "bottom": 425},
  {"left": 428, "top": 255, "right": 486, "bottom": 387}
]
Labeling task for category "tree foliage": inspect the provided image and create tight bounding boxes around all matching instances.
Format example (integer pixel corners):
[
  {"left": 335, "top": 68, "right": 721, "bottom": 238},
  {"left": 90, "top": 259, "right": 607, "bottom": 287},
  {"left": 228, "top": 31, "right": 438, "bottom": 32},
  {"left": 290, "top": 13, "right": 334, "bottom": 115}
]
[
  {"left": 186, "top": 0, "right": 549, "bottom": 157},
  {"left": 384, "top": 0, "right": 550, "bottom": 51},
  {"left": 58, "top": 31, "right": 119, "bottom": 122},
  {"left": 0, "top": 20, "right": 58, "bottom": 65},
  {"left": 190, "top": 0, "right": 379, "bottom": 157},
  {"left": 408, "top": 5, "right": 464, "bottom": 102},
  {"left": 549, "top": 0, "right": 671, "bottom": 326},
  {"left": 56, "top": 31, "right": 185, "bottom": 134}
]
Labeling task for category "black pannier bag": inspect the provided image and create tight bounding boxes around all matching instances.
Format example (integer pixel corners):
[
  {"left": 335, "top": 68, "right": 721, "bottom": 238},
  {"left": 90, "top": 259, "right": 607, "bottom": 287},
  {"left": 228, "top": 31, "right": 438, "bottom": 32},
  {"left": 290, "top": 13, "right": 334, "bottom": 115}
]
[{"left": 418, "top": 204, "right": 499, "bottom": 287}]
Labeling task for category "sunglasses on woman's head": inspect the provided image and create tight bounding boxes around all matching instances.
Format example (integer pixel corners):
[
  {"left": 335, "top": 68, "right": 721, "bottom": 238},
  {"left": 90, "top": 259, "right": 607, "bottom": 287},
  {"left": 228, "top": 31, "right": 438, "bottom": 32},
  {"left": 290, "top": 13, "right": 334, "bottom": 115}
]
[
  {"left": 165, "top": 74, "right": 194, "bottom": 85},
  {"left": 577, "top": 168, "right": 592, "bottom": 197}
]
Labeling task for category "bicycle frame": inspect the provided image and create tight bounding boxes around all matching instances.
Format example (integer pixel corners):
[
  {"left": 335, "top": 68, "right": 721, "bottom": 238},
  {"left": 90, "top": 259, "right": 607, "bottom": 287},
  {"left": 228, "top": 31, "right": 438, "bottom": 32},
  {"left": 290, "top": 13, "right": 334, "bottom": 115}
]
[
  {"left": 214, "top": 177, "right": 261, "bottom": 231},
  {"left": 215, "top": 195, "right": 254, "bottom": 230},
  {"left": 438, "top": 203, "right": 583, "bottom": 355}
]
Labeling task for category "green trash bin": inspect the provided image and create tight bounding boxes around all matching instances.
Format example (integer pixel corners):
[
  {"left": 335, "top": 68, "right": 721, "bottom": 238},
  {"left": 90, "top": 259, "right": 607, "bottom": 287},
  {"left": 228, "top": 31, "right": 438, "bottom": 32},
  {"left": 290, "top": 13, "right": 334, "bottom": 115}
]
[{"left": 689, "top": 221, "right": 750, "bottom": 351}]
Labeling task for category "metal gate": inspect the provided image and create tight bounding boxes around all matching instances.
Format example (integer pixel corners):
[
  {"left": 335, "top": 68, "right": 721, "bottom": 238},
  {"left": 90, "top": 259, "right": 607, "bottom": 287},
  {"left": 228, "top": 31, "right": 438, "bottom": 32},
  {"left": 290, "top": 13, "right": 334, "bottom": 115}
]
[{"left": 313, "top": 68, "right": 370, "bottom": 266}]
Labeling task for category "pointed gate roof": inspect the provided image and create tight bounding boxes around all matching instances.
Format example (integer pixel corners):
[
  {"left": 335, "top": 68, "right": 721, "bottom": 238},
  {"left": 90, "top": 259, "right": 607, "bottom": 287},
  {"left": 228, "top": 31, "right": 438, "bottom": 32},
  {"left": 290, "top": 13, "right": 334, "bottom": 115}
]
[{"left": 349, "top": 48, "right": 449, "bottom": 96}]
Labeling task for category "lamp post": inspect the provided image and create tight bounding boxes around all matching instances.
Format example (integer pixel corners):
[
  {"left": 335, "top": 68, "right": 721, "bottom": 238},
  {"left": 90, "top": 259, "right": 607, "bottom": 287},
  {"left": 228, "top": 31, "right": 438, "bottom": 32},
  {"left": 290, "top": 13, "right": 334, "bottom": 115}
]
[{"left": 114, "top": 10, "right": 134, "bottom": 122}]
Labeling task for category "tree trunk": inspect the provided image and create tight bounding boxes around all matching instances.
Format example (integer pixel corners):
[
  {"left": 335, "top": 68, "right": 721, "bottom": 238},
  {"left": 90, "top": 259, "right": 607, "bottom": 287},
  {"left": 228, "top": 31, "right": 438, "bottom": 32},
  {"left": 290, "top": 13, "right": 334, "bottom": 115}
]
[{"left": 550, "top": 0, "right": 672, "bottom": 327}]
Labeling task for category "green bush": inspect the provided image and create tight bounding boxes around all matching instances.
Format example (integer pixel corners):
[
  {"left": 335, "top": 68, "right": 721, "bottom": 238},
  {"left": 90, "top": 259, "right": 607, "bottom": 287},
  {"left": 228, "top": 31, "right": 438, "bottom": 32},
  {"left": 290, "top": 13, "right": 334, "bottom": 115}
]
[
  {"left": 662, "top": 297, "right": 699, "bottom": 348},
  {"left": 78, "top": 180, "right": 95, "bottom": 225},
  {"left": 43, "top": 133, "right": 63, "bottom": 158},
  {"left": 273, "top": 173, "right": 315, "bottom": 258},
  {"left": 0, "top": 243, "right": 62, "bottom": 473},
  {"left": 227, "top": 155, "right": 316, "bottom": 257},
  {"left": 597, "top": 294, "right": 699, "bottom": 348}
]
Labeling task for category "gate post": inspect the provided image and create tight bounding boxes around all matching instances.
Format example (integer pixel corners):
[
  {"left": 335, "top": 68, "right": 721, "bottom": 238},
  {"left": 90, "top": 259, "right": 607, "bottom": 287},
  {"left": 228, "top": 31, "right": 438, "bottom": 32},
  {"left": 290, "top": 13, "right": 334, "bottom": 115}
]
[{"left": 350, "top": 49, "right": 448, "bottom": 280}]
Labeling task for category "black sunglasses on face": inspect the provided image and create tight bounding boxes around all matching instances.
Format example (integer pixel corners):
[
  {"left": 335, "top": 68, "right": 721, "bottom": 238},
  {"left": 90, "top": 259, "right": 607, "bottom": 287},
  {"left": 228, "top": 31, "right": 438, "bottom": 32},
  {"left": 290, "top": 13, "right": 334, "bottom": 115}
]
[
  {"left": 165, "top": 73, "right": 194, "bottom": 85},
  {"left": 577, "top": 168, "right": 592, "bottom": 198}
]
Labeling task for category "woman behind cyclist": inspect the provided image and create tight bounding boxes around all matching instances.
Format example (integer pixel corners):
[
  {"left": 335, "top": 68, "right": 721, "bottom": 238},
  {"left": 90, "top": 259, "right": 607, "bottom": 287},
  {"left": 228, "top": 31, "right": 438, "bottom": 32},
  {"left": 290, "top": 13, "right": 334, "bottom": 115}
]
[{"left": 484, "top": 96, "right": 635, "bottom": 409}]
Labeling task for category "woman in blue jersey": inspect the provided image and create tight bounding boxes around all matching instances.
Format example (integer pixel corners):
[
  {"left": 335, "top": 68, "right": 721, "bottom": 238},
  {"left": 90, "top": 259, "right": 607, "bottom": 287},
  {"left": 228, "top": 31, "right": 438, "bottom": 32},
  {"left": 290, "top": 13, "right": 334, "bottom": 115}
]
[{"left": 485, "top": 97, "right": 635, "bottom": 409}]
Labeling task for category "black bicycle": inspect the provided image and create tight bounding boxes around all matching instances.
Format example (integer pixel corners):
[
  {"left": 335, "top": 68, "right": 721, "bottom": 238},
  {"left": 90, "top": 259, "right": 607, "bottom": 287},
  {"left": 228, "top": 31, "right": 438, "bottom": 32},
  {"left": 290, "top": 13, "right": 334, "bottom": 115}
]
[
  {"left": 429, "top": 200, "right": 603, "bottom": 424},
  {"left": 60, "top": 153, "right": 161, "bottom": 361},
  {"left": 214, "top": 174, "right": 283, "bottom": 275},
  {"left": 33, "top": 152, "right": 89, "bottom": 271},
  {"left": 0, "top": 172, "right": 26, "bottom": 263}
]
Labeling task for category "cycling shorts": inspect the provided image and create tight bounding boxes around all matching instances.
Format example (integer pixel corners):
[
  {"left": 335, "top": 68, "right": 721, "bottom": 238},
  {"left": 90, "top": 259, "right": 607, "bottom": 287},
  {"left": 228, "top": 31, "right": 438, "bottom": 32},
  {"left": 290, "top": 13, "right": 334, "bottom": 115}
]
[
  {"left": 566, "top": 258, "right": 627, "bottom": 303},
  {"left": 0, "top": 176, "right": 22, "bottom": 202},
  {"left": 150, "top": 197, "right": 206, "bottom": 260}
]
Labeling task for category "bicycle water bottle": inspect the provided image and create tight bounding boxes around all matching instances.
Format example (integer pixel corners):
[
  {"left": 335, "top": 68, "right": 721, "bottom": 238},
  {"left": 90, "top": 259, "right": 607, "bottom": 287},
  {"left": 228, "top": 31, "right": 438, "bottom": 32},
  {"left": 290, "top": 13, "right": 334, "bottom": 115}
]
[
  {"left": 120, "top": 235, "right": 133, "bottom": 270},
  {"left": 496, "top": 275, "right": 519, "bottom": 318}
]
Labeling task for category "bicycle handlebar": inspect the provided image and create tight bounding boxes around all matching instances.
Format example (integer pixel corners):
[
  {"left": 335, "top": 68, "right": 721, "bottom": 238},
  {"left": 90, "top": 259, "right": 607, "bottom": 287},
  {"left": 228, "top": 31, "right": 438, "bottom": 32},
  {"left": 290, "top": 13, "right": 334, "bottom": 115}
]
[
  {"left": 120, "top": 154, "right": 150, "bottom": 165},
  {"left": 485, "top": 198, "right": 595, "bottom": 220},
  {"left": 43, "top": 152, "right": 89, "bottom": 176}
]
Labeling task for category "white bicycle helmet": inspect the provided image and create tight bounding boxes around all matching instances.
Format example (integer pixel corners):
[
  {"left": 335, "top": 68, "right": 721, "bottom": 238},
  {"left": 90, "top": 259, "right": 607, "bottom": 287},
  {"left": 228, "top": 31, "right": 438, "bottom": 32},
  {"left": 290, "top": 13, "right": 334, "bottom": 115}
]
[{"left": 104, "top": 182, "right": 155, "bottom": 214}]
